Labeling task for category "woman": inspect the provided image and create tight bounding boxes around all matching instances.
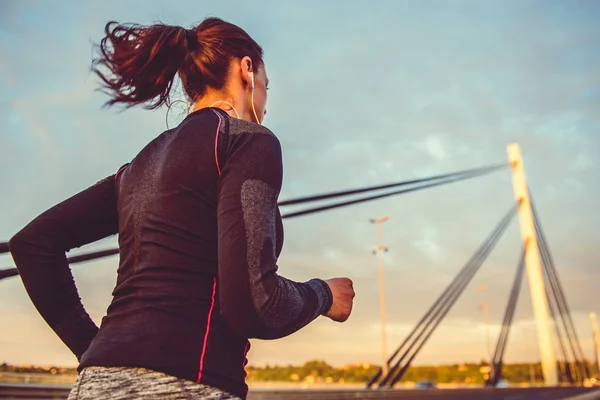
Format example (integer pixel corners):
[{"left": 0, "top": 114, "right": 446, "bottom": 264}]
[{"left": 9, "top": 17, "right": 355, "bottom": 400}]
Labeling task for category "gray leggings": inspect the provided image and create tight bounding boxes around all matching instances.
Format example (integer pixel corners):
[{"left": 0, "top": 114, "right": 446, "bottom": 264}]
[{"left": 67, "top": 366, "right": 241, "bottom": 400}]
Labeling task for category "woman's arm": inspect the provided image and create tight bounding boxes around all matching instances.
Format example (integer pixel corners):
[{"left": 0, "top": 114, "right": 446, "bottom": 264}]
[
  {"left": 9, "top": 174, "right": 120, "bottom": 360},
  {"left": 217, "top": 130, "right": 333, "bottom": 339}
]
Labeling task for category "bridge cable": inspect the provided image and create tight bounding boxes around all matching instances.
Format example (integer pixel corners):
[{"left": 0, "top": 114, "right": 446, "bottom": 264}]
[
  {"left": 0, "top": 163, "right": 508, "bottom": 255},
  {"left": 0, "top": 249, "right": 120, "bottom": 281},
  {"left": 279, "top": 163, "right": 508, "bottom": 206},
  {"left": 545, "top": 280, "right": 574, "bottom": 383},
  {"left": 385, "top": 205, "right": 517, "bottom": 388},
  {"left": 532, "top": 194, "right": 588, "bottom": 381},
  {"left": 542, "top": 252, "right": 575, "bottom": 383},
  {"left": 364, "top": 207, "right": 507, "bottom": 388},
  {"left": 532, "top": 197, "right": 589, "bottom": 383},
  {"left": 538, "top": 238, "right": 573, "bottom": 383},
  {"left": 365, "top": 204, "right": 517, "bottom": 388},
  {"left": 0, "top": 163, "right": 510, "bottom": 280},
  {"left": 368, "top": 204, "right": 517, "bottom": 388},
  {"left": 485, "top": 248, "right": 526, "bottom": 387},
  {"left": 281, "top": 164, "right": 508, "bottom": 219}
]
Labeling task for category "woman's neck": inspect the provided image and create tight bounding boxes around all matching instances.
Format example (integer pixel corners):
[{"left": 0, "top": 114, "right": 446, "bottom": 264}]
[{"left": 192, "top": 90, "right": 247, "bottom": 120}]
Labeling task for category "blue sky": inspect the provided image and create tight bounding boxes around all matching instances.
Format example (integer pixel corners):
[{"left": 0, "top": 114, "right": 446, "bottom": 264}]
[{"left": 0, "top": 0, "right": 598, "bottom": 369}]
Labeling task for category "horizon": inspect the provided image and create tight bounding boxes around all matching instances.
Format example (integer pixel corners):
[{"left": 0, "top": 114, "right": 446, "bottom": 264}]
[
  {"left": 1, "top": 1, "right": 599, "bottom": 369},
  {"left": 0, "top": 359, "right": 554, "bottom": 369}
]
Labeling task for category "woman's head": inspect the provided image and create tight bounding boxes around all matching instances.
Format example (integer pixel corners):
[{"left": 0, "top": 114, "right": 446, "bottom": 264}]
[{"left": 93, "top": 17, "right": 267, "bottom": 123}]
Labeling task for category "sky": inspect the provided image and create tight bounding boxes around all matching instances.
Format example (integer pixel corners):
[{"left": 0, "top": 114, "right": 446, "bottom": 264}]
[{"left": 0, "top": 0, "right": 599, "bottom": 370}]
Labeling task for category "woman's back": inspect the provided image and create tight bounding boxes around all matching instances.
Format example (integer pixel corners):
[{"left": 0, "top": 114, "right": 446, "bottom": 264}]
[
  {"left": 82, "top": 109, "right": 264, "bottom": 398},
  {"left": 115, "top": 109, "right": 222, "bottom": 278}
]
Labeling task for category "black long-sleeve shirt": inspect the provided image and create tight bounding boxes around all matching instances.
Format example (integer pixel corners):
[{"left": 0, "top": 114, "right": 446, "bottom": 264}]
[{"left": 9, "top": 108, "right": 333, "bottom": 399}]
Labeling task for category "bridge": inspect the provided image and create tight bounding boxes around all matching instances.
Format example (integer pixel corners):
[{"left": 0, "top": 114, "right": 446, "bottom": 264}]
[
  {"left": 0, "top": 383, "right": 597, "bottom": 400},
  {"left": 1, "top": 143, "right": 599, "bottom": 399}
]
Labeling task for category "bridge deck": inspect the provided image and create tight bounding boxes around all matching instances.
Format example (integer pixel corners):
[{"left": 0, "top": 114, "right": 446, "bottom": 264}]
[{"left": 1, "top": 384, "right": 599, "bottom": 400}]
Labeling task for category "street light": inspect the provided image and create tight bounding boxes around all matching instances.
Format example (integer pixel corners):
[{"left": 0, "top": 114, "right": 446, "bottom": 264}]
[
  {"left": 476, "top": 285, "right": 492, "bottom": 366},
  {"left": 370, "top": 215, "right": 389, "bottom": 376}
]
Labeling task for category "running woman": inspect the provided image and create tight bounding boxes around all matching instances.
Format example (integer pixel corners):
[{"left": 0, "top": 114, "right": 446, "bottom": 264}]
[{"left": 9, "top": 17, "right": 355, "bottom": 400}]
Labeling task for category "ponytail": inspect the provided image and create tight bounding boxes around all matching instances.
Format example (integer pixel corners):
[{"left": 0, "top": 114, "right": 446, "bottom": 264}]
[
  {"left": 93, "top": 22, "right": 192, "bottom": 109},
  {"left": 92, "top": 18, "right": 264, "bottom": 110}
]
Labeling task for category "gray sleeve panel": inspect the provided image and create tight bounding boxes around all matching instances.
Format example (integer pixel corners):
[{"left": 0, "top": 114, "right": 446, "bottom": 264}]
[{"left": 217, "top": 121, "right": 332, "bottom": 339}]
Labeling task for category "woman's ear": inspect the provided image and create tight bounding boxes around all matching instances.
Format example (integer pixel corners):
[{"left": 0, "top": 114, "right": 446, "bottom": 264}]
[{"left": 239, "top": 56, "right": 254, "bottom": 89}]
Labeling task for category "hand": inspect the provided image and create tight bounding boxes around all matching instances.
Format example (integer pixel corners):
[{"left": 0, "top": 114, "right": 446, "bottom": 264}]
[{"left": 323, "top": 277, "right": 355, "bottom": 322}]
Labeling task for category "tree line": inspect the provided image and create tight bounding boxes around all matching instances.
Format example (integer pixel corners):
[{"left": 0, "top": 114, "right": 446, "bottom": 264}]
[
  {"left": 246, "top": 360, "right": 600, "bottom": 384},
  {"left": 246, "top": 360, "right": 571, "bottom": 384},
  {"left": 2, "top": 360, "right": 597, "bottom": 384}
]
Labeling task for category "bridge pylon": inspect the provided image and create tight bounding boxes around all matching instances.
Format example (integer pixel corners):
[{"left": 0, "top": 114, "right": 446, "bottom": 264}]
[{"left": 507, "top": 143, "right": 558, "bottom": 386}]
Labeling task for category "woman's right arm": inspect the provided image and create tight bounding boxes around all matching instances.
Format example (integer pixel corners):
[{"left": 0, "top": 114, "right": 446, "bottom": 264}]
[{"left": 216, "top": 130, "right": 333, "bottom": 340}]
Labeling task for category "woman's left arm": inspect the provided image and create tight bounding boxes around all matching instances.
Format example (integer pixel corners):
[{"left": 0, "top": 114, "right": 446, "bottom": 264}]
[{"left": 9, "top": 174, "right": 120, "bottom": 360}]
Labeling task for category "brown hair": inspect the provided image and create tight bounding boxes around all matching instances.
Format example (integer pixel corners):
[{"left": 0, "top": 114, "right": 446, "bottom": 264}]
[{"left": 92, "top": 17, "right": 264, "bottom": 110}]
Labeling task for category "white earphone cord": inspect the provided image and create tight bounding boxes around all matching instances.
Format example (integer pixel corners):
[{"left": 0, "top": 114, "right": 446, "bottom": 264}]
[
  {"left": 208, "top": 72, "right": 262, "bottom": 125},
  {"left": 208, "top": 100, "right": 240, "bottom": 119},
  {"left": 249, "top": 72, "right": 262, "bottom": 124}
]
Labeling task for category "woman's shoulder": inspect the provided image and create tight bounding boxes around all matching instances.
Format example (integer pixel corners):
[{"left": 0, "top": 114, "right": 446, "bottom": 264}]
[
  {"left": 218, "top": 114, "right": 280, "bottom": 155},
  {"left": 225, "top": 114, "right": 276, "bottom": 139},
  {"left": 185, "top": 108, "right": 277, "bottom": 139}
]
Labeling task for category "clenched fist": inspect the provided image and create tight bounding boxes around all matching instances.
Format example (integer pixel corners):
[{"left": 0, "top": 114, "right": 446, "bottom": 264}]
[{"left": 322, "top": 277, "right": 355, "bottom": 322}]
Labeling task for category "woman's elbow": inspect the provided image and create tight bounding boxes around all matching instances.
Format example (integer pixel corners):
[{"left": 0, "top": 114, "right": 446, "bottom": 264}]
[
  {"left": 8, "top": 228, "right": 32, "bottom": 258},
  {"left": 8, "top": 223, "right": 50, "bottom": 265}
]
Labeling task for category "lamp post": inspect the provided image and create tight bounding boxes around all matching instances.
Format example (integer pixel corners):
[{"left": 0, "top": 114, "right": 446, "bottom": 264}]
[
  {"left": 476, "top": 285, "right": 492, "bottom": 365},
  {"left": 370, "top": 215, "right": 389, "bottom": 376}
]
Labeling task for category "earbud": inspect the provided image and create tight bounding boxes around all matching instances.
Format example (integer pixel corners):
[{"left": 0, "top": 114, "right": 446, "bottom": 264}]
[{"left": 249, "top": 71, "right": 254, "bottom": 91}]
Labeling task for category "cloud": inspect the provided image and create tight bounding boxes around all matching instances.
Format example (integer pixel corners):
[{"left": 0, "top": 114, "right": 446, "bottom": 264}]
[
  {"left": 411, "top": 239, "right": 443, "bottom": 263},
  {"left": 415, "top": 136, "right": 448, "bottom": 162}
]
